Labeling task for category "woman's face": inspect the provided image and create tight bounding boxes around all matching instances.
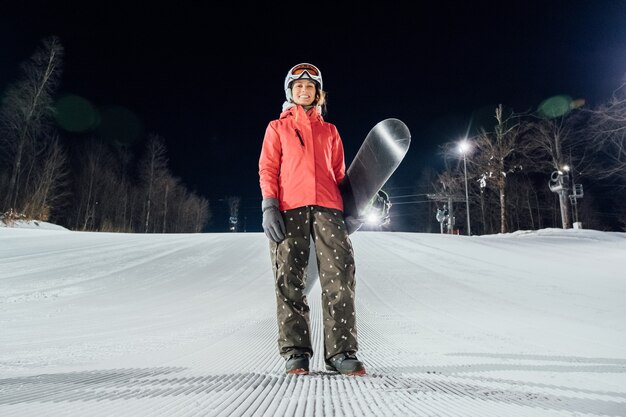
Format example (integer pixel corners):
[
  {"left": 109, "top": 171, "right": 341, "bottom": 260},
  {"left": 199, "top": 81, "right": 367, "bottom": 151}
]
[{"left": 291, "top": 79, "right": 317, "bottom": 106}]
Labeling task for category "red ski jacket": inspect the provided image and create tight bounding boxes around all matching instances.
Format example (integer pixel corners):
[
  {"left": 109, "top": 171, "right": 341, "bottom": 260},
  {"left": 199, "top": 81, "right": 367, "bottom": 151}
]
[{"left": 259, "top": 105, "right": 346, "bottom": 212}]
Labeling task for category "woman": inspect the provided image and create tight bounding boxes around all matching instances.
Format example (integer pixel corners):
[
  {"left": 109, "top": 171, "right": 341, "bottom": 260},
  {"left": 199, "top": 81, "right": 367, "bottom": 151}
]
[{"left": 259, "top": 63, "right": 365, "bottom": 376}]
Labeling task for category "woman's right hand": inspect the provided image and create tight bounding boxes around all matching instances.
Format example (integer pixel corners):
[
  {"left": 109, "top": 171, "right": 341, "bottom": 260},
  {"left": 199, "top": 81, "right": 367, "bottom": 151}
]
[{"left": 262, "top": 198, "right": 286, "bottom": 242}]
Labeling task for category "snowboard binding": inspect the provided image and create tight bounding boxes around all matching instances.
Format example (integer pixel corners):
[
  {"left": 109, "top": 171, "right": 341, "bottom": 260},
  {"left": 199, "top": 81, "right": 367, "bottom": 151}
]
[{"left": 364, "top": 190, "right": 391, "bottom": 226}]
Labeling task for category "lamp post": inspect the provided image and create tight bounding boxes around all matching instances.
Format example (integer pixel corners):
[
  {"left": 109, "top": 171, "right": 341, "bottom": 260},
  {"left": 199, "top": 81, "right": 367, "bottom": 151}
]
[{"left": 459, "top": 140, "right": 471, "bottom": 236}]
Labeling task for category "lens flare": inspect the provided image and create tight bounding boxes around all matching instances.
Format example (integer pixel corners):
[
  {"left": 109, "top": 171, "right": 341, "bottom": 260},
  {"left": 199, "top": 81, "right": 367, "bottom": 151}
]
[
  {"left": 54, "top": 94, "right": 98, "bottom": 132},
  {"left": 538, "top": 95, "right": 573, "bottom": 119}
]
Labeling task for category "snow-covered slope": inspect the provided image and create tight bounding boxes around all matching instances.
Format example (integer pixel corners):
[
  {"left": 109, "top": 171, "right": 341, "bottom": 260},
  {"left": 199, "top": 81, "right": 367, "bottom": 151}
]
[{"left": 1, "top": 227, "right": 625, "bottom": 416}]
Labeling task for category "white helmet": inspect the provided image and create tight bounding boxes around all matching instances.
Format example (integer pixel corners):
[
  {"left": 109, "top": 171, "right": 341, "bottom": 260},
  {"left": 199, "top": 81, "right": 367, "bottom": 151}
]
[{"left": 284, "top": 63, "right": 323, "bottom": 101}]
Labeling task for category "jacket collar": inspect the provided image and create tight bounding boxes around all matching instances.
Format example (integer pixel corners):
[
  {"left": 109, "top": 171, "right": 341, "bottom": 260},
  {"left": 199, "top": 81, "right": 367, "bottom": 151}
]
[{"left": 280, "top": 103, "right": 324, "bottom": 122}]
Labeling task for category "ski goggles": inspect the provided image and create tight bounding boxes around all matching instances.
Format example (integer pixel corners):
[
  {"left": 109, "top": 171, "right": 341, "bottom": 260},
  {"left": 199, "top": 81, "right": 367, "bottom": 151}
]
[
  {"left": 290, "top": 63, "right": 320, "bottom": 78},
  {"left": 286, "top": 63, "right": 323, "bottom": 89}
]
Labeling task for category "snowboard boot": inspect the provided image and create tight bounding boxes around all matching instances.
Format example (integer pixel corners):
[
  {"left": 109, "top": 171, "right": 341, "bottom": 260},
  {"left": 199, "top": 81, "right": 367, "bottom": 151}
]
[
  {"left": 285, "top": 353, "right": 310, "bottom": 375},
  {"left": 325, "top": 352, "right": 366, "bottom": 376}
]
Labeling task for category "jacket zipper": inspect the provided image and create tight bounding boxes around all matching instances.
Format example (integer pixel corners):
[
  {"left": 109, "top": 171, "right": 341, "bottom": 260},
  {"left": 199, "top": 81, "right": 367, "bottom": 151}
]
[{"left": 294, "top": 128, "right": 304, "bottom": 147}]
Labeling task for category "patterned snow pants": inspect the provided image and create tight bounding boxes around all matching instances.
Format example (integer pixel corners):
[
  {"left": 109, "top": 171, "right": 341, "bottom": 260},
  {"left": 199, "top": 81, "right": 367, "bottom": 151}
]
[{"left": 269, "top": 205, "right": 359, "bottom": 361}]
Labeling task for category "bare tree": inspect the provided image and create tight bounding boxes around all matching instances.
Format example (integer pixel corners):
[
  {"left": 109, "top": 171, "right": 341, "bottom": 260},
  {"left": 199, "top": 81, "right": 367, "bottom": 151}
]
[
  {"left": 160, "top": 176, "right": 174, "bottom": 233},
  {"left": 138, "top": 134, "right": 169, "bottom": 233},
  {"left": 586, "top": 85, "right": 626, "bottom": 182},
  {"left": 0, "top": 37, "right": 214, "bottom": 233},
  {"left": 172, "top": 189, "right": 210, "bottom": 233},
  {"left": 152, "top": 174, "right": 181, "bottom": 233},
  {"left": 72, "top": 140, "right": 114, "bottom": 231},
  {"left": 472, "top": 104, "right": 527, "bottom": 233},
  {"left": 68, "top": 135, "right": 208, "bottom": 233},
  {"left": 22, "top": 136, "right": 69, "bottom": 220},
  {"left": 189, "top": 193, "right": 210, "bottom": 233},
  {"left": 0, "top": 36, "right": 64, "bottom": 212},
  {"left": 524, "top": 108, "right": 591, "bottom": 228},
  {"left": 110, "top": 145, "right": 134, "bottom": 232}
]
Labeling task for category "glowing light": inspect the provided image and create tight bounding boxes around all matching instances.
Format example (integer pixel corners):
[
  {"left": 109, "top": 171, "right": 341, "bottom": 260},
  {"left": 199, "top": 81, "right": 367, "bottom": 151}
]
[
  {"left": 366, "top": 212, "right": 381, "bottom": 225},
  {"left": 458, "top": 140, "right": 470, "bottom": 154}
]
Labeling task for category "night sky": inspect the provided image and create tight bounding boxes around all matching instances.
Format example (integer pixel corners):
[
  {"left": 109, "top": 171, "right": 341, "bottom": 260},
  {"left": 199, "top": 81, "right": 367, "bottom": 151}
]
[{"left": 2, "top": 1, "right": 625, "bottom": 231}]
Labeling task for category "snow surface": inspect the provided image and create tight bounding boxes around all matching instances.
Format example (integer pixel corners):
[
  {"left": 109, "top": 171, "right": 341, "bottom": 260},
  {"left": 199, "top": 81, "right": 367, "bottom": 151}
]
[
  {"left": 0, "top": 219, "right": 67, "bottom": 230},
  {"left": 1, "top": 226, "right": 625, "bottom": 416}
]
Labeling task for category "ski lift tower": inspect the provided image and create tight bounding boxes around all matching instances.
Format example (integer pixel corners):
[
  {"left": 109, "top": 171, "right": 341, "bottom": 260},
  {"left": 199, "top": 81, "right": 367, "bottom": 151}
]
[
  {"left": 570, "top": 180, "right": 584, "bottom": 229},
  {"left": 427, "top": 192, "right": 464, "bottom": 234}
]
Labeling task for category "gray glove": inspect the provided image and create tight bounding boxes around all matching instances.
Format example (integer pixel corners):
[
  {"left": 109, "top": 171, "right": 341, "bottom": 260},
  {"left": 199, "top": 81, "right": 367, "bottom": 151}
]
[
  {"left": 345, "top": 215, "right": 364, "bottom": 235},
  {"left": 262, "top": 198, "right": 286, "bottom": 242}
]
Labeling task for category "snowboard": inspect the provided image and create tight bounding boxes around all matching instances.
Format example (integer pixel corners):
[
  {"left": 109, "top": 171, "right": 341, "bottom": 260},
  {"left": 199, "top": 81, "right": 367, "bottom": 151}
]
[
  {"left": 339, "top": 118, "right": 411, "bottom": 222},
  {"left": 305, "top": 118, "right": 411, "bottom": 295}
]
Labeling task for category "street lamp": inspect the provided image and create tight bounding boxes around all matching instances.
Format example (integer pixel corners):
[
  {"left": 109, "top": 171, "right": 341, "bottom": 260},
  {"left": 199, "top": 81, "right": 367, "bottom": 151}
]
[{"left": 458, "top": 140, "right": 471, "bottom": 236}]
